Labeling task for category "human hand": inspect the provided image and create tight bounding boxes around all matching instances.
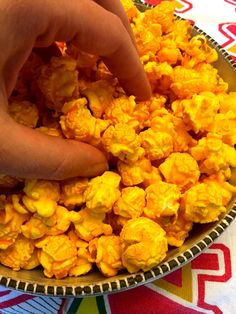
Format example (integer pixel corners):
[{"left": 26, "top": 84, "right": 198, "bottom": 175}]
[{"left": 0, "top": 0, "right": 151, "bottom": 180}]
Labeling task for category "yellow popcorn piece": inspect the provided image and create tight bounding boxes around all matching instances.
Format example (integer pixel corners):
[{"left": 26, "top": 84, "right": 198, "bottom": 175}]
[
  {"left": 82, "top": 80, "right": 115, "bottom": 118},
  {"left": 120, "top": 217, "right": 168, "bottom": 273},
  {"left": 9, "top": 100, "right": 39, "bottom": 128},
  {"left": 157, "top": 38, "right": 181, "bottom": 65},
  {"left": 37, "top": 56, "right": 79, "bottom": 112},
  {"left": 23, "top": 179, "right": 60, "bottom": 217},
  {"left": 171, "top": 64, "right": 228, "bottom": 99},
  {"left": 159, "top": 152, "right": 200, "bottom": 190},
  {"left": 102, "top": 124, "right": 144, "bottom": 162},
  {"left": 89, "top": 235, "right": 123, "bottom": 277},
  {"left": 21, "top": 215, "right": 48, "bottom": 239},
  {"left": 208, "top": 111, "right": 236, "bottom": 146},
  {"left": 23, "top": 249, "right": 40, "bottom": 270},
  {"left": 36, "top": 235, "right": 77, "bottom": 279},
  {"left": 70, "top": 208, "right": 112, "bottom": 242},
  {"left": 113, "top": 187, "right": 146, "bottom": 219},
  {"left": 172, "top": 117, "right": 197, "bottom": 152},
  {"left": 181, "top": 180, "right": 232, "bottom": 223},
  {"left": 190, "top": 133, "right": 236, "bottom": 175},
  {"left": 0, "top": 235, "right": 35, "bottom": 271},
  {"left": 36, "top": 126, "right": 63, "bottom": 138},
  {"left": 121, "top": 0, "right": 139, "bottom": 20},
  {"left": 144, "top": 61, "right": 173, "bottom": 91},
  {"left": 145, "top": 181, "right": 181, "bottom": 219},
  {"left": 84, "top": 171, "right": 121, "bottom": 213},
  {"left": 158, "top": 213, "right": 193, "bottom": 247},
  {"left": 182, "top": 35, "right": 218, "bottom": 68},
  {"left": 219, "top": 92, "right": 236, "bottom": 115},
  {"left": 60, "top": 177, "right": 88, "bottom": 209},
  {"left": 60, "top": 98, "right": 109, "bottom": 146},
  {"left": 69, "top": 246, "right": 93, "bottom": 277},
  {"left": 104, "top": 96, "right": 139, "bottom": 129},
  {"left": 172, "top": 92, "right": 220, "bottom": 132},
  {"left": 0, "top": 200, "right": 30, "bottom": 250},
  {"left": 140, "top": 128, "right": 173, "bottom": 160},
  {"left": 117, "top": 158, "right": 152, "bottom": 186},
  {"left": 142, "top": 166, "right": 162, "bottom": 188}
]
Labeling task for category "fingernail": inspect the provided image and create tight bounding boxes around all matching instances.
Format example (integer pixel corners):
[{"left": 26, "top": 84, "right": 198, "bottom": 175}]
[{"left": 81, "top": 162, "right": 109, "bottom": 177}]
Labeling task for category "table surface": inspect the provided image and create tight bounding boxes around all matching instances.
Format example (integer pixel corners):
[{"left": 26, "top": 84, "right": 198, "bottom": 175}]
[{"left": 0, "top": 0, "right": 236, "bottom": 313}]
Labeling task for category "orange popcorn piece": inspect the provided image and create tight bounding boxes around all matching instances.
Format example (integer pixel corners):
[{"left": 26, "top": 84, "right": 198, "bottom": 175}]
[
  {"left": 84, "top": 171, "right": 121, "bottom": 214},
  {"left": 70, "top": 208, "right": 112, "bottom": 241},
  {"left": 60, "top": 98, "right": 109, "bottom": 146},
  {"left": 36, "top": 235, "right": 77, "bottom": 279},
  {"left": 117, "top": 158, "right": 152, "bottom": 186},
  {"left": 190, "top": 133, "right": 236, "bottom": 175},
  {"left": 145, "top": 181, "right": 181, "bottom": 219},
  {"left": 181, "top": 180, "right": 233, "bottom": 223},
  {"left": 121, "top": 0, "right": 139, "bottom": 20},
  {"left": 159, "top": 152, "right": 200, "bottom": 190},
  {"left": 22, "top": 179, "right": 60, "bottom": 217},
  {"left": 60, "top": 177, "right": 88, "bottom": 209},
  {"left": 172, "top": 92, "right": 220, "bottom": 132},
  {"left": 102, "top": 124, "right": 144, "bottom": 162},
  {"left": 0, "top": 235, "right": 35, "bottom": 271},
  {"left": 140, "top": 128, "right": 173, "bottom": 160},
  {"left": 158, "top": 213, "right": 193, "bottom": 247},
  {"left": 0, "top": 174, "right": 21, "bottom": 189},
  {"left": 82, "top": 80, "right": 115, "bottom": 118},
  {"left": 219, "top": 92, "right": 236, "bottom": 115},
  {"left": 120, "top": 217, "right": 168, "bottom": 273},
  {"left": 113, "top": 187, "right": 146, "bottom": 219},
  {"left": 89, "top": 235, "right": 123, "bottom": 277},
  {"left": 9, "top": 100, "right": 39, "bottom": 128},
  {"left": 37, "top": 56, "right": 79, "bottom": 112}
]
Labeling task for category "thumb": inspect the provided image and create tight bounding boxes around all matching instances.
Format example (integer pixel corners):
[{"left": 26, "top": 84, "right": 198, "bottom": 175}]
[{"left": 0, "top": 114, "right": 108, "bottom": 180}]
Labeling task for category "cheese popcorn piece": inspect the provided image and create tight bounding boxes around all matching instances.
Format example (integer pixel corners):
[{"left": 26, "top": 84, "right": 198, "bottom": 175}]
[
  {"left": 142, "top": 166, "right": 162, "bottom": 188},
  {"left": 23, "top": 249, "right": 40, "bottom": 270},
  {"left": 172, "top": 92, "right": 220, "bottom": 132},
  {"left": 0, "top": 235, "right": 35, "bottom": 271},
  {"left": 9, "top": 100, "right": 39, "bottom": 128},
  {"left": 82, "top": 80, "right": 115, "bottom": 118},
  {"left": 104, "top": 96, "right": 139, "bottom": 129},
  {"left": 89, "top": 235, "right": 123, "bottom": 277},
  {"left": 190, "top": 133, "right": 236, "bottom": 174},
  {"left": 113, "top": 187, "right": 146, "bottom": 219},
  {"left": 70, "top": 208, "right": 112, "bottom": 241},
  {"left": 36, "top": 235, "right": 77, "bottom": 279},
  {"left": 172, "top": 117, "right": 197, "bottom": 152},
  {"left": 208, "top": 111, "right": 236, "bottom": 146},
  {"left": 159, "top": 153, "right": 200, "bottom": 190},
  {"left": 21, "top": 215, "right": 48, "bottom": 239},
  {"left": 157, "top": 38, "right": 181, "bottom": 65},
  {"left": 145, "top": 182, "right": 181, "bottom": 219},
  {"left": 219, "top": 92, "right": 236, "bottom": 115},
  {"left": 84, "top": 171, "right": 121, "bottom": 213},
  {"left": 36, "top": 126, "right": 63, "bottom": 138},
  {"left": 144, "top": 61, "right": 173, "bottom": 91},
  {"left": 117, "top": 158, "right": 152, "bottom": 186},
  {"left": 182, "top": 35, "right": 218, "bottom": 68},
  {"left": 120, "top": 217, "right": 168, "bottom": 273},
  {"left": 181, "top": 182, "right": 229, "bottom": 223},
  {"left": 60, "top": 177, "right": 88, "bottom": 209},
  {"left": 102, "top": 124, "right": 144, "bottom": 162},
  {"left": 140, "top": 128, "right": 173, "bottom": 160},
  {"left": 60, "top": 98, "right": 109, "bottom": 146},
  {"left": 22, "top": 179, "right": 60, "bottom": 217},
  {"left": 37, "top": 56, "right": 79, "bottom": 111},
  {"left": 171, "top": 64, "right": 228, "bottom": 99},
  {"left": 121, "top": 0, "right": 139, "bottom": 20},
  {"left": 0, "top": 200, "right": 30, "bottom": 250},
  {"left": 158, "top": 213, "right": 193, "bottom": 247}
]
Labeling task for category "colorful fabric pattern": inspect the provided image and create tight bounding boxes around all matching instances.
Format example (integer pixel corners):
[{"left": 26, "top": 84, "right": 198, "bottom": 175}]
[{"left": 0, "top": 1, "right": 236, "bottom": 313}]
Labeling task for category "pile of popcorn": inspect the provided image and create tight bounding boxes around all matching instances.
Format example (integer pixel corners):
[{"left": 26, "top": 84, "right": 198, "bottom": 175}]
[{"left": 0, "top": 0, "right": 236, "bottom": 279}]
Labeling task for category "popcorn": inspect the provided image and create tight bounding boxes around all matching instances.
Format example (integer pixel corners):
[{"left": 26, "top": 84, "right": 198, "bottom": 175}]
[
  {"left": 60, "top": 177, "right": 88, "bottom": 209},
  {"left": 89, "top": 235, "right": 123, "bottom": 277},
  {"left": 9, "top": 100, "right": 39, "bottom": 128},
  {"left": 113, "top": 187, "right": 146, "bottom": 219},
  {"left": 84, "top": 171, "right": 121, "bottom": 214},
  {"left": 37, "top": 56, "right": 79, "bottom": 112},
  {"left": 145, "top": 181, "right": 181, "bottom": 219},
  {"left": 70, "top": 208, "right": 112, "bottom": 242},
  {"left": 102, "top": 124, "right": 144, "bottom": 162},
  {"left": 120, "top": 217, "right": 168, "bottom": 273},
  {"left": 159, "top": 152, "right": 200, "bottom": 190},
  {"left": 35, "top": 235, "right": 77, "bottom": 279}
]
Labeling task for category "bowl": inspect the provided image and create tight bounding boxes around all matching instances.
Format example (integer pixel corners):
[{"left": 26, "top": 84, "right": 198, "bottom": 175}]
[{"left": 0, "top": 2, "right": 236, "bottom": 297}]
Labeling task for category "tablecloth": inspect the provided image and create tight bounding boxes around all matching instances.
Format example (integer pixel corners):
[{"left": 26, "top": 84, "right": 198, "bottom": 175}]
[{"left": 0, "top": 0, "right": 236, "bottom": 313}]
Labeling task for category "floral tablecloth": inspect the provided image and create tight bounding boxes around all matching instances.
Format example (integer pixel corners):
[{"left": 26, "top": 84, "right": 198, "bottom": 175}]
[{"left": 0, "top": 0, "right": 236, "bottom": 313}]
